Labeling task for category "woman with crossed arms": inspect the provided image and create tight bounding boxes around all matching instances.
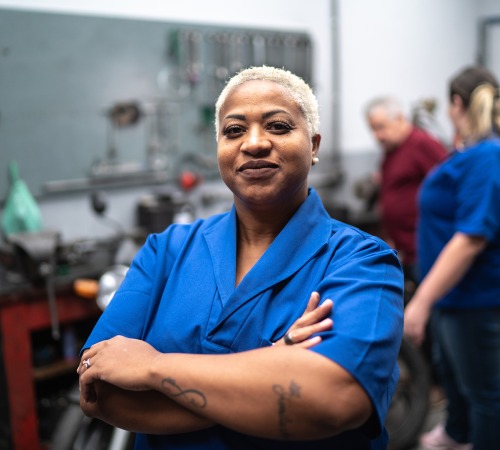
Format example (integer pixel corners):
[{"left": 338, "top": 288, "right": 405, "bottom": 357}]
[{"left": 78, "top": 66, "right": 404, "bottom": 450}]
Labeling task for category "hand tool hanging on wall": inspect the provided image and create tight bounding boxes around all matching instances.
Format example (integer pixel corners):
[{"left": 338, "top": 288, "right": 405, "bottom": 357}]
[
  {"left": 228, "top": 32, "right": 249, "bottom": 74},
  {"left": 90, "top": 101, "right": 145, "bottom": 178},
  {"left": 185, "top": 30, "right": 203, "bottom": 87},
  {"left": 252, "top": 33, "right": 267, "bottom": 67},
  {"left": 157, "top": 29, "right": 192, "bottom": 99}
]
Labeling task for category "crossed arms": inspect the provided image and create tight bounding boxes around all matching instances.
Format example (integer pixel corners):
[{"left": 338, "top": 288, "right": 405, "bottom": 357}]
[{"left": 78, "top": 293, "right": 374, "bottom": 440}]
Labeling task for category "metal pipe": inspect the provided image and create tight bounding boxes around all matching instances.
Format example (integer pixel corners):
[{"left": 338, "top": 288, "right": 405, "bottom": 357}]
[
  {"left": 330, "top": 0, "right": 342, "bottom": 165},
  {"left": 477, "top": 16, "right": 500, "bottom": 66}
]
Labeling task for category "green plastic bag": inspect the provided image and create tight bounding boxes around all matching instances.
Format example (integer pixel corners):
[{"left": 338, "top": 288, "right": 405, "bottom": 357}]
[{"left": 1, "top": 161, "right": 42, "bottom": 237}]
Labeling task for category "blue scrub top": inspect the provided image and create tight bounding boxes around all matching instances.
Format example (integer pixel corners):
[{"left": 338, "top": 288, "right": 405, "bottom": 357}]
[
  {"left": 418, "top": 137, "right": 500, "bottom": 309},
  {"left": 84, "top": 188, "right": 404, "bottom": 450}
]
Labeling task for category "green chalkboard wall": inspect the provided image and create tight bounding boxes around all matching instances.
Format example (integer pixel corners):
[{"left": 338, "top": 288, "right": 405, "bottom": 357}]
[{"left": 0, "top": 8, "right": 312, "bottom": 199}]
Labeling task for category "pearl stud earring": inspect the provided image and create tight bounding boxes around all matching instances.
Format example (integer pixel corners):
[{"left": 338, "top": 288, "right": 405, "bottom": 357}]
[{"left": 312, "top": 157, "right": 319, "bottom": 165}]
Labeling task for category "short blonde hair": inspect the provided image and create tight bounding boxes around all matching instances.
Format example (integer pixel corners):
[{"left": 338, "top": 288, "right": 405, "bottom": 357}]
[{"left": 214, "top": 66, "right": 320, "bottom": 139}]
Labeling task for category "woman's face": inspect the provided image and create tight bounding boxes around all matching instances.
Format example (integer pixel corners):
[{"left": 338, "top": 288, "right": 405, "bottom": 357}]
[
  {"left": 217, "top": 80, "right": 320, "bottom": 210},
  {"left": 448, "top": 94, "right": 466, "bottom": 139},
  {"left": 448, "top": 95, "right": 461, "bottom": 131}
]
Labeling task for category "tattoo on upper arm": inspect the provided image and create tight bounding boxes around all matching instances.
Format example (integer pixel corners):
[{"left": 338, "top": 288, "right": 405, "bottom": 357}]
[
  {"left": 272, "top": 380, "right": 301, "bottom": 439},
  {"left": 161, "top": 377, "right": 207, "bottom": 408}
]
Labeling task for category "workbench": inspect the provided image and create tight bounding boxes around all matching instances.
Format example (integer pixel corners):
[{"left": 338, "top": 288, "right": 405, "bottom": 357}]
[{"left": 0, "top": 283, "right": 101, "bottom": 450}]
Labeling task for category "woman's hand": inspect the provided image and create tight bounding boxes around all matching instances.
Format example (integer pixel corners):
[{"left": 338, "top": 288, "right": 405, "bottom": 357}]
[
  {"left": 274, "top": 291, "right": 333, "bottom": 348},
  {"left": 78, "top": 336, "right": 160, "bottom": 401},
  {"left": 404, "top": 233, "right": 487, "bottom": 347},
  {"left": 403, "top": 297, "right": 431, "bottom": 347}
]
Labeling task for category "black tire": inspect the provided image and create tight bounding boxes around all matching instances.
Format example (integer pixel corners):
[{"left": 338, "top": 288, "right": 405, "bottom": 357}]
[
  {"left": 50, "top": 385, "right": 135, "bottom": 450},
  {"left": 50, "top": 385, "right": 86, "bottom": 450},
  {"left": 386, "top": 338, "right": 431, "bottom": 450}
]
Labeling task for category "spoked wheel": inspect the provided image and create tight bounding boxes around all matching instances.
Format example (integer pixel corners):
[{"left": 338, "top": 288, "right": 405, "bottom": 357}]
[
  {"left": 386, "top": 338, "right": 431, "bottom": 450},
  {"left": 50, "top": 385, "right": 135, "bottom": 450}
]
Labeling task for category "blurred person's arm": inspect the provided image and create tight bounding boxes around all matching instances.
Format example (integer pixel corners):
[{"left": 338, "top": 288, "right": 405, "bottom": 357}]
[{"left": 404, "top": 232, "right": 486, "bottom": 345}]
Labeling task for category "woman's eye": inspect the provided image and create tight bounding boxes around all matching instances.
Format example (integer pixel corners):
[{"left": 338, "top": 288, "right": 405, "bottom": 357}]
[
  {"left": 223, "top": 125, "right": 245, "bottom": 137},
  {"left": 268, "top": 121, "right": 293, "bottom": 133}
]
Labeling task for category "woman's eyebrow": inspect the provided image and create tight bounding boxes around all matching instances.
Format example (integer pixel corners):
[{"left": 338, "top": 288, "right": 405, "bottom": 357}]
[
  {"left": 262, "top": 109, "right": 288, "bottom": 119},
  {"left": 223, "top": 109, "right": 289, "bottom": 121},
  {"left": 224, "top": 114, "right": 245, "bottom": 120}
]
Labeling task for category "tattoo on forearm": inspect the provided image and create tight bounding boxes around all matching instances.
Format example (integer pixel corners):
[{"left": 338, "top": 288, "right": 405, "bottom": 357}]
[
  {"left": 272, "top": 380, "right": 301, "bottom": 439},
  {"left": 161, "top": 377, "right": 207, "bottom": 408}
]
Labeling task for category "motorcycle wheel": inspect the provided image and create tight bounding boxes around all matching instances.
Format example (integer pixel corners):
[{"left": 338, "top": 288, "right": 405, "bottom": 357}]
[
  {"left": 386, "top": 338, "right": 431, "bottom": 450},
  {"left": 50, "top": 385, "right": 135, "bottom": 450}
]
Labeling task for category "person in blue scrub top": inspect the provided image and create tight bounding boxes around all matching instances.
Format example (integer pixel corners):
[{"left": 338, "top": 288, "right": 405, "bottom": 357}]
[
  {"left": 405, "top": 66, "right": 500, "bottom": 450},
  {"left": 78, "top": 66, "right": 404, "bottom": 450}
]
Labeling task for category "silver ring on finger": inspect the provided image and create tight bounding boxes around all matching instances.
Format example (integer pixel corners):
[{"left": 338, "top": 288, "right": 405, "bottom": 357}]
[
  {"left": 83, "top": 358, "right": 91, "bottom": 369},
  {"left": 284, "top": 332, "right": 294, "bottom": 345}
]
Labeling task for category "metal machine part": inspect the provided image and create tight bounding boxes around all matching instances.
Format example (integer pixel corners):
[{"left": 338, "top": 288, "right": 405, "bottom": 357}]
[{"left": 96, "top": 264, "right": 129, "bottom": 311}]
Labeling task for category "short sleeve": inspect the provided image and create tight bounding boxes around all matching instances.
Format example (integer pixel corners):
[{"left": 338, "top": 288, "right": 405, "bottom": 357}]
[
  {"left": 455, "top": 148, "right": 500, "bottom": 241},
  {"left": 311, "top": 232, "right": 404, "bottom": 436}
]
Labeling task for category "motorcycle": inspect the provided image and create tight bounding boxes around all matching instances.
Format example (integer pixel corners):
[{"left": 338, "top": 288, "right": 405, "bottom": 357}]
[
  {"left": 50, "top": 265, "right": 135, "bottom": 450},
  {"left": 386, "top": 337, "right": 431, "bottom": 449}
]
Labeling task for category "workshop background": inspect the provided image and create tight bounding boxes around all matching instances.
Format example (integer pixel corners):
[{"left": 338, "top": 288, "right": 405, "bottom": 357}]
[
  {"left": 1, "top": 0, "right": 499, "bottom": 238},
  {"left": 0, "top": 1, "right": 499, "bottom": 450}
]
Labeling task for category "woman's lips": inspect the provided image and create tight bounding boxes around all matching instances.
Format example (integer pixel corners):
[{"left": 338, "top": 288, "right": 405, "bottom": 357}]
[
  {"left": 238, "top": 160, "right": 278, "bottom": 171},
  {"left": 237, "top": 161, "right": 279, "bottom": 179}
]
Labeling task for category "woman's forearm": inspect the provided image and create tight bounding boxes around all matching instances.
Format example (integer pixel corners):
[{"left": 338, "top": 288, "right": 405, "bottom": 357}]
[
  {"left": 147, "top": 345, "right": 372, "bottom": 440},
  {"left": 80, "top": 380, "right": 214, "bottom": 434},
  {"left": 81, "top": 339, "right": 371, "bottom": 440},
  {"left": 412, "top": 232, "right": 486, "bottom": 308}
]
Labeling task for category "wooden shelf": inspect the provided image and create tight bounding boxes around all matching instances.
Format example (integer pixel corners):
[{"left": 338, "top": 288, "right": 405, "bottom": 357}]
[{"left": 32, "top": 358, "right": 79, "bottom": 382}]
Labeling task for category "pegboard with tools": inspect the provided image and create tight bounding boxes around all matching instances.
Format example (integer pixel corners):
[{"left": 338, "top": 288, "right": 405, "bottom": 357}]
[
  {"left": 0, "top": 9, "right": 314, "bottom": 197},
  {"left": 159, "top": 27, "right": 313, "bottom": 104}
]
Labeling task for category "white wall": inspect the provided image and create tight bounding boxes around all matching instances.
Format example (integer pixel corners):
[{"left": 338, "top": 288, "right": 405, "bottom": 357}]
[{"left": 338, "top": 0, "right": 479, "bottom": 153}]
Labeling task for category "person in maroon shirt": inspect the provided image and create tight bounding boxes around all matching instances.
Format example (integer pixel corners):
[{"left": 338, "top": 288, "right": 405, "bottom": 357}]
[{"left": 365, "top": 97, "right": 448, "bottom": 283}]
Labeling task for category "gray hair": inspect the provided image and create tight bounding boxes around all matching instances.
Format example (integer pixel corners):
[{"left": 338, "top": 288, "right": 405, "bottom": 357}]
[
  {"left": 365, "top": 96, "right": 406, "bottom": 120},
  {"left": 214, "top": 66, "right": 320, "bottom": 139}
]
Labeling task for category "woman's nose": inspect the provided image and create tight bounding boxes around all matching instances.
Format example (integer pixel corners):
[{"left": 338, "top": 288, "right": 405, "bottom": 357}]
[{"left": 241, "top": 126, "right": 272, "bottom": 154}]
